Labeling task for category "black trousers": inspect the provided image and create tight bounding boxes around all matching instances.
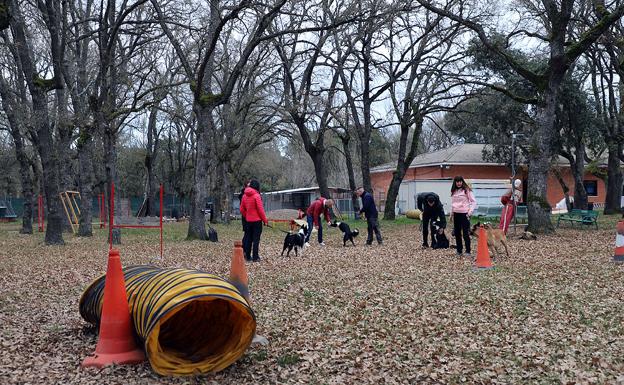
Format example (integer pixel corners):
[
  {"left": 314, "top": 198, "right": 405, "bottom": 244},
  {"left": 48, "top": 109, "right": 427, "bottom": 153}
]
[
  {"left": 366, "top": 217, "right": 383, "bottom": 244},
  {"left": 241, "top": 218, "right": 250, "bottom": 260},
  {"left": 244, "top": 221, "right": 263, "bottom": 259},
  {"left": 453, "top": 213, "right": 471, "bottom": 254},
  {"left": 421, "top": 212, "right": 434, "bottom": 246}
]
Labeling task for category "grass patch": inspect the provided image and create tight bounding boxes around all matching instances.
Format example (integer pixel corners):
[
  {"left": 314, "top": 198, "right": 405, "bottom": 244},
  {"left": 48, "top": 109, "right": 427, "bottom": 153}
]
[{"left": 277, "top": 352, "right": 300, "bottom": 367}]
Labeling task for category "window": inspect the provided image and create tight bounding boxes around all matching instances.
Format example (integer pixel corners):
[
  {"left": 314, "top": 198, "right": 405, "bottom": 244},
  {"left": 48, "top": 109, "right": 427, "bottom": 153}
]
[{"left": 583, "top": 180, "right": 598, "bottom": 197}]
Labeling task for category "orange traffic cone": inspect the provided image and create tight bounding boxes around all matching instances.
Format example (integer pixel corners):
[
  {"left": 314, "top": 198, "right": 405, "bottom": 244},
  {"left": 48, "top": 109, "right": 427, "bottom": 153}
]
[
  {"left": 475, "top": 226, "right": 494, "bottom": 270},
  {"left": 614, "top": 221, "right": 624, "bottom": 262},
  {"left": 230, "top": 241, "right": 250, "bottom": 302},
  {"left": 82, "top": 249, "right": 145, "bottom": 368}
]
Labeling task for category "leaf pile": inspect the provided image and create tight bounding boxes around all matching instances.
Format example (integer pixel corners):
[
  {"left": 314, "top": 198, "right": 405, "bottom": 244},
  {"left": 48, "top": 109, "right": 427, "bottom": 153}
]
[{"left": 0, "top": 222, "right": 623, "bottom": 384}]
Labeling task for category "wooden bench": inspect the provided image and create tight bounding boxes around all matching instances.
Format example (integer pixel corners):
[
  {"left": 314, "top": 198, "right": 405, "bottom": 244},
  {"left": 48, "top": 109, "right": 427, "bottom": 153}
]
[{"left": 556, "top": 209, "right": 599, "bottom": 229}]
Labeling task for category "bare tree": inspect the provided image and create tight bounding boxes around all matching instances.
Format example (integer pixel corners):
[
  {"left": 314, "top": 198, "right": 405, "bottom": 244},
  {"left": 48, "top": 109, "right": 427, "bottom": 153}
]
[
  {"left": 381, "top": 7, "right": 465, "bottom": 219},
  {"left": 0, "top": 69, "right": 34, "bottom": 234},
  {"left": 6, "top": 0, "right": 66, "bottom": 244},
  {"left": 272, "top": 1, "right": 357, "bottom": 199},
  {"left": 419, "top": 0, "right": 624, "bottom": 233},
  {"left": 152, "top": 0, "right": 356, "bottom": 239}
]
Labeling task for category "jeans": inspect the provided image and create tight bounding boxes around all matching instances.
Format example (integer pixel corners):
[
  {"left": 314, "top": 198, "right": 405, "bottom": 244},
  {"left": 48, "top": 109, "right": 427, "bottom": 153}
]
[
  {"left": 366, "top": 216, "right": 383, "bottom": 244},
  {"left": 453, "top": 213, "right": 471, "bottom": 254},
  {"left": 305, "top": 215, "right": 323, "bottom": 243}
]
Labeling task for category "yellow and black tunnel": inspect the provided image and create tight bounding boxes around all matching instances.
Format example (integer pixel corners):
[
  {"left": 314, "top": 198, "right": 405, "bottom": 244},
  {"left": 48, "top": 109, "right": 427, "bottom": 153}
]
[{"left": 79, "top": 265, "right": 256, "bottom": 376}]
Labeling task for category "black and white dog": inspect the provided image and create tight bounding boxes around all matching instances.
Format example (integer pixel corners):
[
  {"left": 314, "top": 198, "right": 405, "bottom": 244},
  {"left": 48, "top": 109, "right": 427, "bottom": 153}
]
[
  {"left": 280, "top": 225, "right": 307, "bottom": 257},
  {"left": 330, "top": 221, "right": 359, "bottom": 246},
  {"left": 431, "top": 220, "right": 449, "bottom": 249}
]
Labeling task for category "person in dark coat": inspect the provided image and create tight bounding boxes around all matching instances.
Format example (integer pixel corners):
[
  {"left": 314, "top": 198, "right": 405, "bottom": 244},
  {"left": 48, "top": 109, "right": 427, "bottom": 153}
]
[
  {"left": 356, "top": 187, "right": 383, "bottom": 245},
  {"left": 239, "top": 179, "right": 268, "bottom": 262},
  {"left": 417, "top": 192, "right": 446, "bottom": 248}
]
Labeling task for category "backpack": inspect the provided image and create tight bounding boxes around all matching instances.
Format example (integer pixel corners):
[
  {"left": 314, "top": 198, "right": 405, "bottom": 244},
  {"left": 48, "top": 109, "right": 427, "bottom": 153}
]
[{"left": 207, "top": 223, "right": 218, "bottom": 242}]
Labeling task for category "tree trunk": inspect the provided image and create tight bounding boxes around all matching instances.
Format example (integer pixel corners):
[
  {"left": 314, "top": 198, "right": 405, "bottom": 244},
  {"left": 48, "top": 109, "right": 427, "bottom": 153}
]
[
  {"left": 9, "top": 0, "right": 64, "bottom": 244},
  {"left": 187, "top": 104, "right": 211, "bottom": 240},
  {"left": 383, "top": 164, "right": 409, "bottom": 221},
  {"left": 526, "top": 86, "right": 558, "bottom": 234},
  {"left": 77, "top": 129, "right": 94, "bottom": 236},
  {"left": 142, "top": 104, "right": 159, "bottom": 217},
  {"left": 221, "top": 163, "right": 232, "bottom": 224},
  {"left": 17, "top": 152, "right": 34, "bottom": 235},
  {"left": 340, "top": 135, "right": 360, "bottom": 217},
  {"left": 104, "top": 126, "right": 121, "bottom": 244},
  {"left": 552, "top": 167, "right": 572, "bottom": 211},
  {"left": 383, "top": 116, "right": 423, "bottom": 221},
  {"left": 0, "top": 76, "right": 33, "bottom": 234},
  {"left": 571, "top": 146, "right": 588, "bottom": 210},
  {"left": 312, "top": 151, "right": 331, "bottom": 198},
  {"left": 358, "top": 129, "right": 373, "bottom": 192},
  {"left": 604, "top": 141, "right": 622, "bottom": 214},
  {"left": 56, "top": 88, "right": 74, "bottom": 191}
]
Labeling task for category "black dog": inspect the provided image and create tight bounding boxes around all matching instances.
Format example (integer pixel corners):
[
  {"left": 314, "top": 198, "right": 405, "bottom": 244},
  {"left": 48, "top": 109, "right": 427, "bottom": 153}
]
[
  {"left": 431, "top": 220, "right": 449, "bottom": 249},
  {"left": 330, "top": 221, "right": 359, "bottom": 246},
  {"left": 280, "top": 226, "right": 307, "bottom": 257}
]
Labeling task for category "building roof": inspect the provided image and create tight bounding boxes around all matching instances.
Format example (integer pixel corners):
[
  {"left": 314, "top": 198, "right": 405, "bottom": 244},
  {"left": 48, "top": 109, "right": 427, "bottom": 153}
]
[
  {"left": 371, "top": 144, "right": 505, "bottom": 173},
  {"left": 263, "top": 186, "right": 351, "bottom": 195},
  {"left": 370, "top": 143, "right": 608, "bottom": 173}
]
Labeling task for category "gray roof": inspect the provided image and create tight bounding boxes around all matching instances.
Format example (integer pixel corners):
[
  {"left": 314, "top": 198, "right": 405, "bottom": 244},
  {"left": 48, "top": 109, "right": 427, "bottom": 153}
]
[
  {"left": 263, "top": 186, "right": 350, "bottom": 195},
  {"left": 371, "top": 144, "right": 504, "bottom": 173},
  {"left": 370, "top": 143, "right": 606, "bottom": 173}
]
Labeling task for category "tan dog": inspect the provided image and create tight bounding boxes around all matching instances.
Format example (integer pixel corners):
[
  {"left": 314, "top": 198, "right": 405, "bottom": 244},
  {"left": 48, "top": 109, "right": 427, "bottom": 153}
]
[{"left": 470, "top": 222, "right": 510, "bottom": 258}]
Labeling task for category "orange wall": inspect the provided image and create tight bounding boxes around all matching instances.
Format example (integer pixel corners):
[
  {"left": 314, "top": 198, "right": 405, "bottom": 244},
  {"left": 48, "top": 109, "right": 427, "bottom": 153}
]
[
  {"left": 546, "top": 169, "right": 605, "bottom": 207},
  {"left": 371, "top": 165, "right": 607, "bottom": 208}
]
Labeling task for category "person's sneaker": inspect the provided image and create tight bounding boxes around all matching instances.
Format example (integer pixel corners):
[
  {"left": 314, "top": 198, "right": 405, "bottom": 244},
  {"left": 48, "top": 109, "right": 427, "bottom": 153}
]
[
  {"left": 319, "top": 242, "right": 326, "bottom": 246},
  {"left": 378, "top": 240, "right": 383, "bottom": 245},
  {"left": 422, "top": 243, "right": 429, "bottom": 248},
  {"left": 366, "top": 242, "right": 372, "bottom": 246},
  {"left": 252, "top": 256, "right": 261, "bottom": 262},
  {"left": 456, "top": 251, "right": 463, "bottom": 256},
  {"left": 463, "top": 252, "right": 471, "bottom": 257}
]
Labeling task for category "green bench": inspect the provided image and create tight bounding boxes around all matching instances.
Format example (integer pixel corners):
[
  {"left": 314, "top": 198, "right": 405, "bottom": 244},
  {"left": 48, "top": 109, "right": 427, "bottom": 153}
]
[{"left": 556, "top": 209, "right": 599, "bottom": 229}]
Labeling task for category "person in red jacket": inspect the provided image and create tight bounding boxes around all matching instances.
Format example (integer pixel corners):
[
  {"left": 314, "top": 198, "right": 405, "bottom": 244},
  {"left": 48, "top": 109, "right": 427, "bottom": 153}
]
[
  {"left": 305, "top": 197, "right": 334, "bottom": 246},
  {"left": 239, "top": 179, "right": 268, "bottom": 262}
]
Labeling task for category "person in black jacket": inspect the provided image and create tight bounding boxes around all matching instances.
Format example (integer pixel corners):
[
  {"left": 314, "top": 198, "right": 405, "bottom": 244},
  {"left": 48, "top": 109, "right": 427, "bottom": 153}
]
[
  {"left": 356, "top": 187, "right": 383, "bottom": 245},
  {"left": 417, "top": 192, "right": 446, "bottom": 248}
]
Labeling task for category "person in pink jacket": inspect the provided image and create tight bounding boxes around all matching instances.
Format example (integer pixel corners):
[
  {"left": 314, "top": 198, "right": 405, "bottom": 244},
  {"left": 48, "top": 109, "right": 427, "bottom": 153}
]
[
  {"left": 240, "top": 179, "right": 268, "bottom": 262},
  {"left": 449, "top": 176, "right": 476, "bottom": 256}
]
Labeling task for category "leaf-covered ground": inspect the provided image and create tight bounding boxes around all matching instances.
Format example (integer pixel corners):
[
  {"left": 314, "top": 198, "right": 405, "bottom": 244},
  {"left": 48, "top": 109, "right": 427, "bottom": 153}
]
[{"left": 1, "top": 218, "right": 623, "bottom": 384}]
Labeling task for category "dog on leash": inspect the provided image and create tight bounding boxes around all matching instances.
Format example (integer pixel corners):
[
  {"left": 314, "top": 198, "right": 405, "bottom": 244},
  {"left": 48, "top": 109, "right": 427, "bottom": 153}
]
[
  {"left": 280, "top": 224, "right": 307, "bottom": 257},
  {"left": 330, "top": 221, "right": 359, "bottom": 246},
  {"left": 431, "top": 221, "right": 449, "bottom": 249},
  {"left": 470, "top": 222, "right": 510, "bottom": 258}
]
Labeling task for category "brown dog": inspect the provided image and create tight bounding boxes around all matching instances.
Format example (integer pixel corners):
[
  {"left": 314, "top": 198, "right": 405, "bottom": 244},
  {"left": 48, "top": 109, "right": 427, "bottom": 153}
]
[{"left": 470, "top": 222, "right": 510, "bottom": 258}]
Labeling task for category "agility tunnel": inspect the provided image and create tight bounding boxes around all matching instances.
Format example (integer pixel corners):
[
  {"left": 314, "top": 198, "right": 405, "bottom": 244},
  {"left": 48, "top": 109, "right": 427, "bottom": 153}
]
[{"left": 79, "top": 265, "right": 256, "bottom": 376}]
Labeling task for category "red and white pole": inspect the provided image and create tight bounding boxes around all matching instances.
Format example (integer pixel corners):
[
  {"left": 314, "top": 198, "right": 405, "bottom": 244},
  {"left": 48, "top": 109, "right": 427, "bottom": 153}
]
[{"left": 614, "top": 221, "right": 624, "bottom": 262}]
